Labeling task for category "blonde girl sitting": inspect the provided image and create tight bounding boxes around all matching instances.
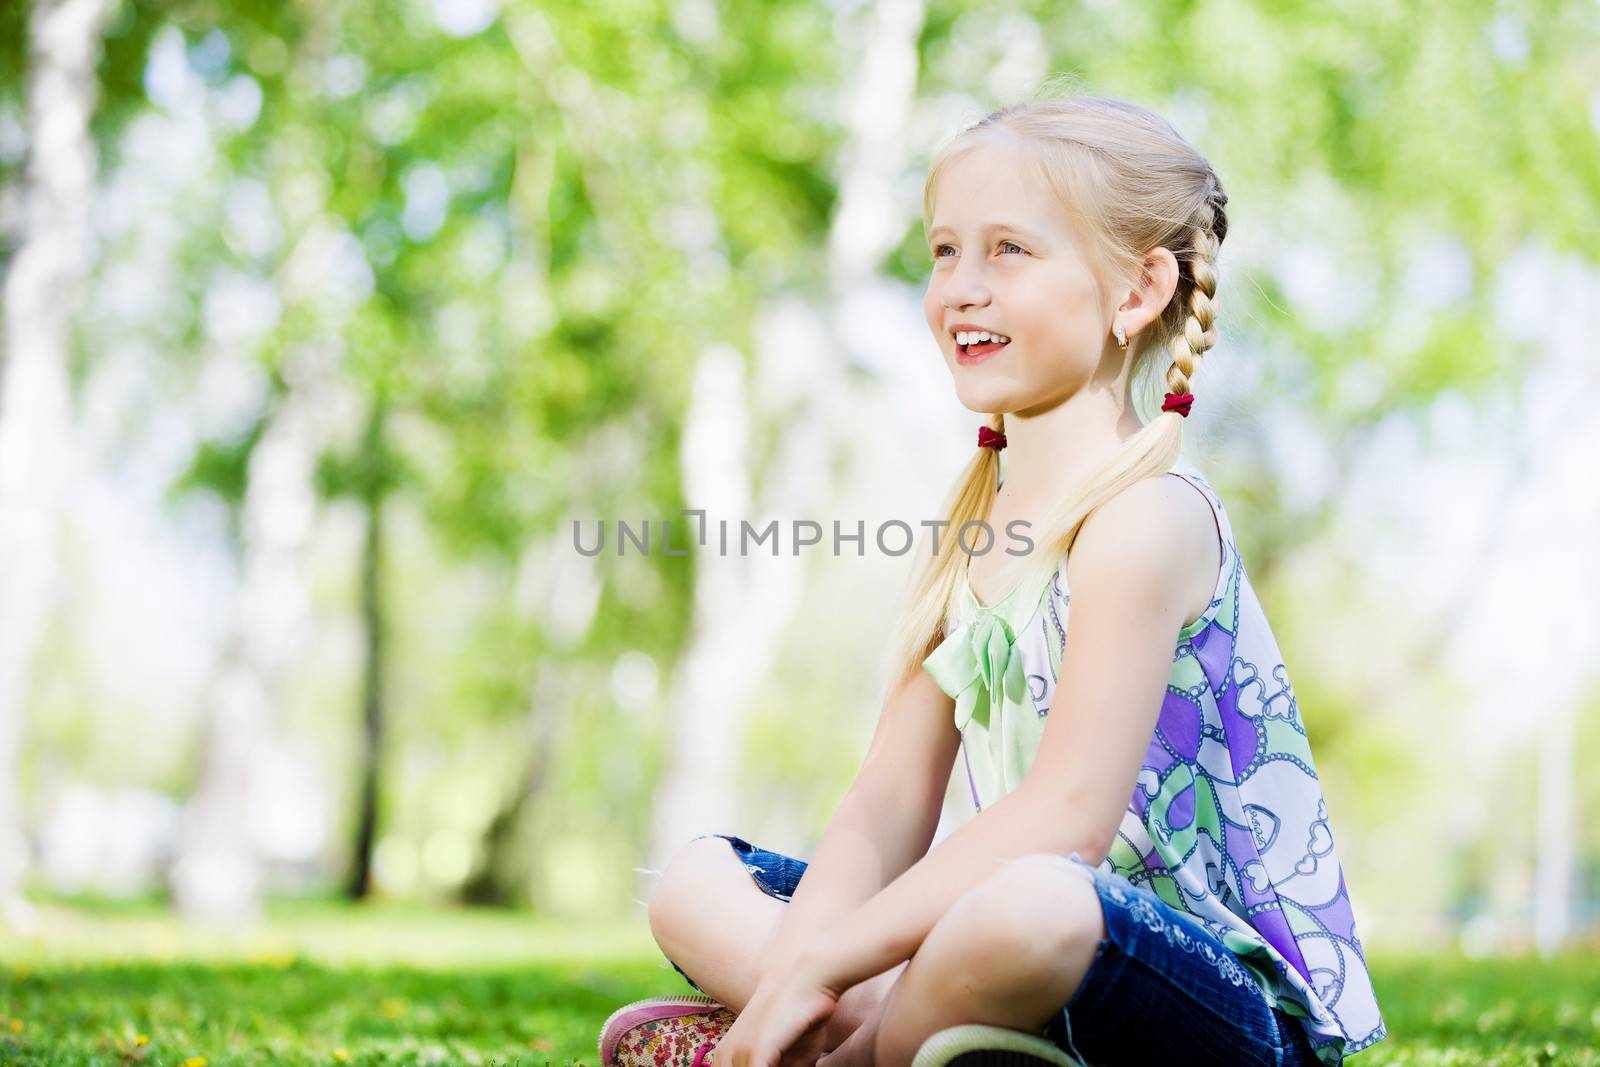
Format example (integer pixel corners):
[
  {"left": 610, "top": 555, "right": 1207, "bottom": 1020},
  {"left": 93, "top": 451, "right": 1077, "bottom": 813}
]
[{"left": 601, "top": 90, "right": 1387, "bottom": 1067}]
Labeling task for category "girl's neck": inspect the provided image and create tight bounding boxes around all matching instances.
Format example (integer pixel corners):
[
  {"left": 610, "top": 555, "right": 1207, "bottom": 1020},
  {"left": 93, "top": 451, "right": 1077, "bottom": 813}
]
[{"left": 996, "top": 386, "right": 1143, "bottom": 505}]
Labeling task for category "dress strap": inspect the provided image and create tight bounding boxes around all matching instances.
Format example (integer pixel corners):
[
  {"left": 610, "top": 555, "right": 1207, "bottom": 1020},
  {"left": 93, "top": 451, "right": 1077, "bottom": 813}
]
[{"left": 1166, "top": 468, "right": 1234, "bottom": 550}]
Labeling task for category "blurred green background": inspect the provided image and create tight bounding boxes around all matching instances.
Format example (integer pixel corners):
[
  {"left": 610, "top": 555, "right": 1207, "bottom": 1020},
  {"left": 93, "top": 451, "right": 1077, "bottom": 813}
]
[{"left": 0, "top": 0, "right": 1598, "bottom": 1061}]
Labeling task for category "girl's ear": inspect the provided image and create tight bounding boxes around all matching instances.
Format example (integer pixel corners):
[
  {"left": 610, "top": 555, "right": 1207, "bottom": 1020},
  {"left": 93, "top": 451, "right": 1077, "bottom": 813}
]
[{"left": 1115, "top": 247, "right": 1180, "bottom": 340}]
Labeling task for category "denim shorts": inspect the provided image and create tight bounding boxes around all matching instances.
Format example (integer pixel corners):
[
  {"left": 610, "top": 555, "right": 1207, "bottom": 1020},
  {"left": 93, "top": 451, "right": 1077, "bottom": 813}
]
[{"left": 662, "top": 834, "right": 1322, "bottom": 1067}]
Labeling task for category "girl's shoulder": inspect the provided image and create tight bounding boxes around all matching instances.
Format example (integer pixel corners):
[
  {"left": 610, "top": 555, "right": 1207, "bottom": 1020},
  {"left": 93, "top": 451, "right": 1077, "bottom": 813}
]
[
  {"left": 1061, "top": 467, "right": 1233, "bottom": 580},
  {"left": 1041, "top": 466, "right": 1238, "bottom": 629},
  {"left": 1163, "top": 466, "right": 1238, "bottom": 551}
]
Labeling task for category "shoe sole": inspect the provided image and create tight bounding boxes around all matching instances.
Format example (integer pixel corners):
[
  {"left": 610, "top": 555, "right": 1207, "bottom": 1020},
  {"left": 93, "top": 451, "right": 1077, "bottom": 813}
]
[
  {"left": 598, "top": 993, "right": 729, "bottom": 1067},
  {"left": 911, "top": 1023, "right": 1086, "bottom": 1067}
]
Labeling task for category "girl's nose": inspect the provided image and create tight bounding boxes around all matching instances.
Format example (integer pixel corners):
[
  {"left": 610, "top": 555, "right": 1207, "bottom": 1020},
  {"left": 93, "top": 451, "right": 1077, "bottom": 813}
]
[
  {"left": 943, "top": 276, "right": 991, "bottom": 309},
  {"left": 942, "top": 260, "right": 992, "bottom": 308}
]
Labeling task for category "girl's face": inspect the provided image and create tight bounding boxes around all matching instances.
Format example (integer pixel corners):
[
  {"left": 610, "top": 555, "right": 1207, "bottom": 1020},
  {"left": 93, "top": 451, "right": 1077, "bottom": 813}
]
[{"left": 923, "top": 138, "right": 1119, "bottom": 416}]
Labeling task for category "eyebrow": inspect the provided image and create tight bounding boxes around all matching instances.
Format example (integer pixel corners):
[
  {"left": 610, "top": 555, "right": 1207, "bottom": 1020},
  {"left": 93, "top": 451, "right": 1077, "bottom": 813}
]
[{"left": 926, "top": 222, "right": 1044, "bottom": 244}]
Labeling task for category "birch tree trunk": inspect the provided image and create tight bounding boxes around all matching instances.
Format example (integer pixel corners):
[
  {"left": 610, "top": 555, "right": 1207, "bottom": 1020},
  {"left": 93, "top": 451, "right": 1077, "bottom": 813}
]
[
  {"left": 645, "top": 0, "right": 927, "bottom": 876},
  {"left": 169, "top": 347, "right": 338, "bottom": 922},
  {"left": 459, "top": 497, "right": 602, "bottom": 904},
  {"left": 0, "top": 0, "right": 113, "bottom": 931}
]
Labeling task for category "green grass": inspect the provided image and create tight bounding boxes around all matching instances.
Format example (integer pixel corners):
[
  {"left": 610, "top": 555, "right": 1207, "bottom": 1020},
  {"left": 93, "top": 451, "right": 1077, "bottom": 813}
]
[{"left": 0, "top": 898, "right": 1596, "bottom": 1065}]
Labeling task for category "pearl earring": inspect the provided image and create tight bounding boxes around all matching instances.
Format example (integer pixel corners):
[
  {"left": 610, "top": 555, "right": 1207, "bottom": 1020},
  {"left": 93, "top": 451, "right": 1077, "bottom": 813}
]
[{"left": 1114, "top": 325, "right": 1128, "bottom": 350}]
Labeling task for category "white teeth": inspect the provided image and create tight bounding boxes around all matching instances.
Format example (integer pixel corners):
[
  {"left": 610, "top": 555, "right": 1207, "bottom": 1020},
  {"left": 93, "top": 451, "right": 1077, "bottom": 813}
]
[{"left": 957, "top": 330, "right": 1009, "bottom": 346}]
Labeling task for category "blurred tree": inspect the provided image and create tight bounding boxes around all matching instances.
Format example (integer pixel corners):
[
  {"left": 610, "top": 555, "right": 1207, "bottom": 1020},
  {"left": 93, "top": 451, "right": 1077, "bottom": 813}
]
[
  {"left": 0, "top": 0, "right": 114, "bottom": 930},
  {"left": 139, "top": 0, "right": 838, "bottom": 908},
  {"left": 160, "top": 1, "right": 354, "bottom": 922},
  {"left": 317, "top": 396, "right": 402, "bottom": 900}
]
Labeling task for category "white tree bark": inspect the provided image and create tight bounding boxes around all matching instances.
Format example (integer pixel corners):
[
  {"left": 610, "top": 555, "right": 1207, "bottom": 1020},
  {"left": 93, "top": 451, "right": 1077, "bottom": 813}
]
[
  {"left": 645, "top": 0, "right": 927, "bottom": 876},
  {"left": 645, "top": 344, "right": 764, "bottom": 869},
  {"left": 0, "top": 0, "right": 113, "bottom": 931},
  {"left": 169, "top": 346, "right": 339, "bottom": 923}
]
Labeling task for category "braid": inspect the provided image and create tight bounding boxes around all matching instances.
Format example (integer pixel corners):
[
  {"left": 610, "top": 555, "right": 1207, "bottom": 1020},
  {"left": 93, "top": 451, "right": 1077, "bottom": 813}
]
[{"left": 1165, "top": 188, "right": 1226, "bottom": 404}]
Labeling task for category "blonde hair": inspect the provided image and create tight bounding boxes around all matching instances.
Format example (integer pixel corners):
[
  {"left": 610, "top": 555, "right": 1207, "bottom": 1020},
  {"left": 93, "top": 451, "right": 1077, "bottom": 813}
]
[{"left": 883, "top": 88, "right": 1229, "bottom": 693}]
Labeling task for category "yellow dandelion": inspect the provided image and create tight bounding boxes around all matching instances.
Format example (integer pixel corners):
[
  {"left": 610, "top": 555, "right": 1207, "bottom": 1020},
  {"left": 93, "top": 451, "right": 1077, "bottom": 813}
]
[
  {"left": 135, "top": 1033, "right": 150, "bottom": 1046},
  {"left": 184, "top": 1057, "right": 208, "bottom": 1067},
  {"left": 334, "top": 1050, "right": 350, "bottom": 1063},
  {"left": 8, "top": 1019, "right": 20, "bottom": 1034}
]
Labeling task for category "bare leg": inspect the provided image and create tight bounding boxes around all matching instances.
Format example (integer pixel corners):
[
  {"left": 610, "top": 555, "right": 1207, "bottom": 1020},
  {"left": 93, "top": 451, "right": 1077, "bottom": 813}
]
[
  {"left": 869, "top": 856, "right": 1104, "bottom": 1067},
  {"left": 646, "top": 835, "right": 906, "bottom": 1050}
]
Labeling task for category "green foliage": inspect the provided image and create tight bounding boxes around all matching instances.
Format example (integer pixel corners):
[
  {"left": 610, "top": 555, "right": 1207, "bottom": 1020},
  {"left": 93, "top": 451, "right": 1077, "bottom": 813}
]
[
  {"left": 167, "top": 408, "right": 271, "bottom": 537},
  {"left": 316, "top": 403, "right": 410, "bottom": 505}
]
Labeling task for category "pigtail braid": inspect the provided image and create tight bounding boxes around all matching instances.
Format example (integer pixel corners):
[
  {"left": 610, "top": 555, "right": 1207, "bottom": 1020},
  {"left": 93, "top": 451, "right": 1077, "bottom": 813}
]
[{"left": 1164, "top": 184, "right": 1227, "bottom": 406}]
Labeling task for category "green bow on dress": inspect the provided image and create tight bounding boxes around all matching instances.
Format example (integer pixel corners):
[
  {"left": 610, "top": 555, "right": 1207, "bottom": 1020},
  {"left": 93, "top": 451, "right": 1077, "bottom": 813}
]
[{"left": 923, "top": 610, "right": 1030, "bottom": 734}]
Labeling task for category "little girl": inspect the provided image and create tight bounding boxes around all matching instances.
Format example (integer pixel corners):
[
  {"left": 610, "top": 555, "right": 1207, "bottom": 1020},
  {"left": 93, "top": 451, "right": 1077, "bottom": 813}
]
[{"left": 600, "top": 92, "right": 1387, "bottom": 1067}]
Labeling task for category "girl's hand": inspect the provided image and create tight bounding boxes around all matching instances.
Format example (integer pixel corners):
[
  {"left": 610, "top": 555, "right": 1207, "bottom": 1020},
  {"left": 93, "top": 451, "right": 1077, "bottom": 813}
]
[{"left": 715, "top": 960, "right": 840, "bottom": 1067}]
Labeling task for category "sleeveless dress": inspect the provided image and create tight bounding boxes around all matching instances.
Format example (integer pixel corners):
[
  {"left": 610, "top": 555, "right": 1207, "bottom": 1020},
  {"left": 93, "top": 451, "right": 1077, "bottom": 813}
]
[{"left": 921, "top": 467, "right": 1387, "bottom": 1066}]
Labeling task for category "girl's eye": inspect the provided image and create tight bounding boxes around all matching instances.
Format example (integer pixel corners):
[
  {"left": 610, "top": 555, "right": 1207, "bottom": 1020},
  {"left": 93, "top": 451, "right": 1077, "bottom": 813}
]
[{"left": 932, "top": 241, "right": 1025, "bottom": 258}]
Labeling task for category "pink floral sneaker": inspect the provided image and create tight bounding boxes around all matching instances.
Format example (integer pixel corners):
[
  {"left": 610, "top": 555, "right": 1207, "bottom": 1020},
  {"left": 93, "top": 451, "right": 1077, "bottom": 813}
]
[{"left": 598, "top": 993, "right": 738, "bottom": 1067}]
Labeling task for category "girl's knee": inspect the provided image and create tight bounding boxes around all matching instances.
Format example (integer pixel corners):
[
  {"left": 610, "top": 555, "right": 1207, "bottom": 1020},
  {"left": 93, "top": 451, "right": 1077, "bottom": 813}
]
[
  {"left": 931, "top": 857, "right": 1104, "bottom": 978},
  {"left": 647, "top": 834, "right": 738, "bottom": 941}
]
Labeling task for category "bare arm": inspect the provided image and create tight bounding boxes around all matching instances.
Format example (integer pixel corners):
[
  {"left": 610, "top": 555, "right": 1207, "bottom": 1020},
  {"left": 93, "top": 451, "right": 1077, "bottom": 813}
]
[{"left": 757, "top": 666, "right": 962, "bottom": 980}]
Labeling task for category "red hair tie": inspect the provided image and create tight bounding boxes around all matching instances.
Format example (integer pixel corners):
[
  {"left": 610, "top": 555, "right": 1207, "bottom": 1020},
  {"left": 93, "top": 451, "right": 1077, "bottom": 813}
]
[
  {"left": 977, "top": 426, "right": 1007, "bottom": 450},
  {"left": 1161, "top": 392, "right": 1195, "bottom": 417}
]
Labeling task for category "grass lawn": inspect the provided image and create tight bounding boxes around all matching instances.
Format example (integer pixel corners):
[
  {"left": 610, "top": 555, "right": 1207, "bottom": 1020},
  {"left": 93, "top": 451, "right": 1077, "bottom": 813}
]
[{"left": 0, "top": 896, "right": 1596, "bottom": 1066}]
